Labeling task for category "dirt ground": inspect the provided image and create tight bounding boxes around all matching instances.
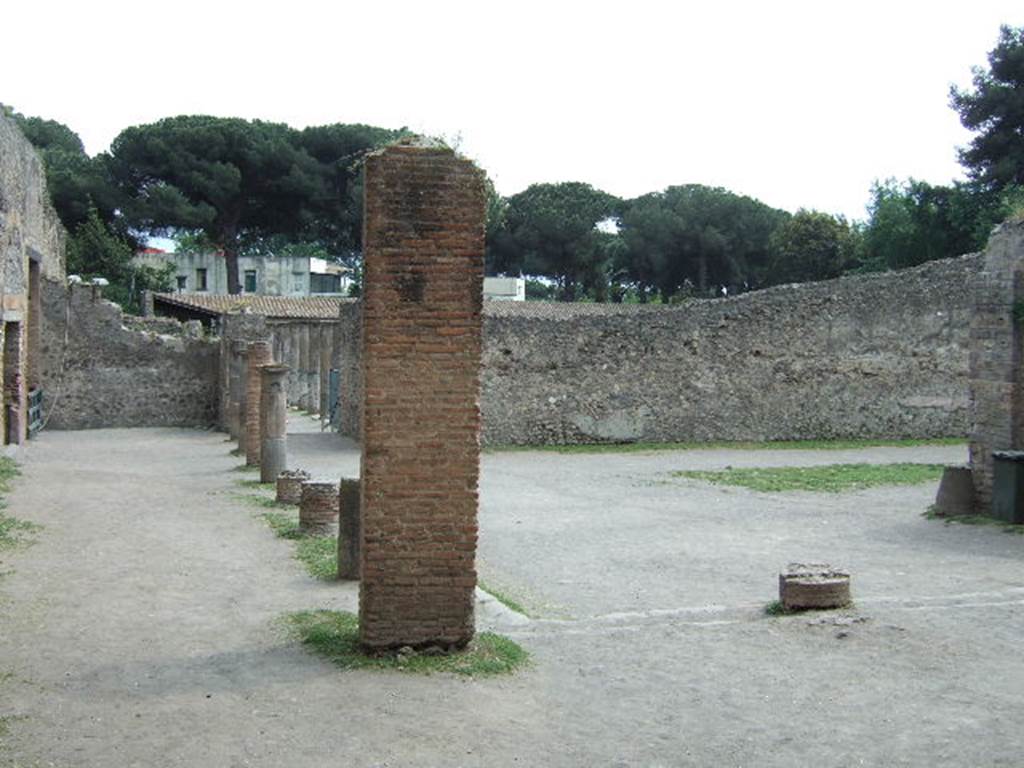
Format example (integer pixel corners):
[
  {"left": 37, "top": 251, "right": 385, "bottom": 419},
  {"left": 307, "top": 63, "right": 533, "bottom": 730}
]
[{"left": 1, "top": 421, "right": 1022, "bottom": 767}]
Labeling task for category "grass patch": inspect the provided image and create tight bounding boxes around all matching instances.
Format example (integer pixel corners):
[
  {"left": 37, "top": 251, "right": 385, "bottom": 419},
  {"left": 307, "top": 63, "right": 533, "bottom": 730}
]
[
  {"left": 231, "top": 463, "right": 258, "bottom": 473},
  {"left": 283, "top": 610, "right": 528, "bottom": 676},
  {"left": 672, "top": 463, "right": 945, "bottom": 493},
  {"left": 922, "top": 506, "right": 1024, "bottom": 534},
  {"left": 479, "top": 580, "right": 528, "bottom": 616},
  {"left": 235, "top": 478, "right": 276, "bottom": 490},
  {"left": 488, "top": 437, "right": 964, "bottom": 455},
  {"left": 256, "top": 510, "right": 337, "bottom": 579},
  {"left": 232, "top": 492, "right": 294, "bottom": 510},
  {"left": 764, "top": 600, "right": 790, "bottom": 616},
  {"left": 0, "top": 458, "right": 38, "bottom": 550}
]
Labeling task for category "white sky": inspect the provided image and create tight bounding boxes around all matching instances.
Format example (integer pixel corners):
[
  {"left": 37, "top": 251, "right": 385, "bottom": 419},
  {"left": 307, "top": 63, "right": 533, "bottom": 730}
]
[{"left": 3, "top": 0, "right": 1022, "bottom": 221}]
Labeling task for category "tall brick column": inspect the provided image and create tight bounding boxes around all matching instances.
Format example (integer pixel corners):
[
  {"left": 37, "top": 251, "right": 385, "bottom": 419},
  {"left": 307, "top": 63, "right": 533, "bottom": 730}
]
[
  {"left": 227, "top": 340, "right": 247, "bottom": 440},
  {"left": 969, "top": 220, "right": 1024, "bottom": 512},
  {"left": 236, "top": 347, "right": 249, "bottom": 457},
  {"left": 260, "top": 364, "right": 290, "bottom": 483},
  {"left": 358, "top": 139, "right": 486, "bottom": 651},
  {"left": 245, "top": 340, "right": 272, "bottom": 466}
]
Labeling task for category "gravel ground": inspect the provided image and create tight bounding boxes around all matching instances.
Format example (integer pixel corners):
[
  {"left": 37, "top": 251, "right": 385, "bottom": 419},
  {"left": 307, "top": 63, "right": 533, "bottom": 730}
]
[{"left": 1, "top": 422, "right": 1022, "bottom": 767}]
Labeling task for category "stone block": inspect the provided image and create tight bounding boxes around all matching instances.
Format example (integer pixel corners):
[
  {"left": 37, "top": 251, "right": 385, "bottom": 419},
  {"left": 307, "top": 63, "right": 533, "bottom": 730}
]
[
  {"left": 932, "top": 465, "right": 976, "bottom": 516},
  {"left": 337, "top": 476, "right": 361, "bottom": 581},
  {"left": 779, "top": 563, "right": 851, "bottom": 611},
  {"left": 276, "top": 469, "right": 310, "bottom": 505}
]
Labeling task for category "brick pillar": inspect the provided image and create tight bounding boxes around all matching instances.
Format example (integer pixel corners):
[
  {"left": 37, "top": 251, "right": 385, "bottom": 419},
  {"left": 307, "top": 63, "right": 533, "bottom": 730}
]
[
  {"left": 299, "top": 479, "right": 339, "bottom": 536},
  {"left": 358, "top": 139, "right": 486, "bottom": 650},
  {"left": 260, "top": 364, "right": 290, "bottom": 483},
  {"left": 337, "top": 476, "right": 361, "bottom": 580},
  {"left": 969, "top": 220, "right": 1024, "bottom": 512},
  {"left": 245, "top": 340, "right": 272, "bottom": 466},
  {"left": 227, "top": 340, "right": 247, "bottom": 440},
  {"left": 236, "top": 347, "right": 249, "bottom": 457}
]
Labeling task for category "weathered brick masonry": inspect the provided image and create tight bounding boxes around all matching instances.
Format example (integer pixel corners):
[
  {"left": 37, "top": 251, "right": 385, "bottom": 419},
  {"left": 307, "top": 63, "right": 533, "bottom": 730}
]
[
  {"left": 358, "top": 141, "right": 486, "bottom": 650},
  {"left": 244, "top": 340, "right": 272, "bottom": 465},
  {"left": 969, "top": 221, "right": 1024, "bottom": 511}
]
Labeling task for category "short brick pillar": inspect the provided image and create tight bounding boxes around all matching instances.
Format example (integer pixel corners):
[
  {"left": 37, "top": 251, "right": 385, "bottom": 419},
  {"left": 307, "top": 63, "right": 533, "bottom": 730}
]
[
  {"left": 779, "top": 563, "right": 851, "bottom": 611},
  {"left": 245, "top": 340, "right": 272, "bottom": 466},
  {"left": 933, "top": 465, "right": 975, "bottom": 516},
  {"left": 260, "top": 364, "right": 290, "bottom": 484},
  {"left": 299, "top": 479, "right": 339, "bottom": 536},
  {"left": 227, "top": 340, "right": 247, "bottom": 441},
  {"left": 276, "top": 469, "right": 310, "bottom": 505},
  {"left": 358, "top": 139, "right": 486, "bottom": 650},
  {"left": 337, "top": 476, "right": 361, "bottom": 581}
]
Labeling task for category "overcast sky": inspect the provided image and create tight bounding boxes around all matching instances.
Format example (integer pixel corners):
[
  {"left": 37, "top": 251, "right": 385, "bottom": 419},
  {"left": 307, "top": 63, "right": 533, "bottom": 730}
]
[{"left": 4, "top": 1, "right": 1022, "bottom": 220}]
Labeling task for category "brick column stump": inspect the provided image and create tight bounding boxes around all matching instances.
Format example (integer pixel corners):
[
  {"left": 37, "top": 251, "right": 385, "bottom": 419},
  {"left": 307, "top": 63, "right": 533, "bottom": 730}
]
[
  {"left": 299, "top": 479, "right": 339, "bottom": 536},
  {"left": 358, "top": 139, "right": 486, "bottom": 650},
  {"left": 227, "top": 340, "right": 247, "bottom": 441},
  {"left": 337, "top": 476, "right": 361, "bottom": 580},
  {"left": 245, "top": 340, "right": 272, "bottom": 466},
  {"left": 779, "top": 563, "right": 851, "bottom": 611},
  {"left": 260, "top": 364, "right": 290, "bottom": 484},
  {"left": 277, "top": 469, "right": 310, "bottom": 505}
]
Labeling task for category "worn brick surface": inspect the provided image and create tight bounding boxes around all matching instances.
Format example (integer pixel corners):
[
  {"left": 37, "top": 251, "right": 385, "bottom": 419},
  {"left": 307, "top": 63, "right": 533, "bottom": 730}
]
[
  {"left": 276, "top": 469, "right": 310, "bottom": 505},
  {"left": 299, "top": 479, "right": 339, "bottom": 536},
  {"left": 358, "top": 140, "right": 486, "bottom": 650},
  {"left": 969, "top": 221, "right": 1024, "bottom": 512},
  {"left": 245, "top": 340, "right": 272, "bottom": 466}
]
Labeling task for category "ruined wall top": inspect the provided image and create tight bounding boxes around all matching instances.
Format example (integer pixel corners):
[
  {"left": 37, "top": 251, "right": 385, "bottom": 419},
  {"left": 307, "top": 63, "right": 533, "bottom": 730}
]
[{"left": 0, "top": 113, "right": 66, "bottom": 292}]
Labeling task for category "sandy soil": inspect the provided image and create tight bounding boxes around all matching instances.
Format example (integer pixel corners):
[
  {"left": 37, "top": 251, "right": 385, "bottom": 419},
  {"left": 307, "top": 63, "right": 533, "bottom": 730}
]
[{"left": 1, "top": 424, "right": 1022, "bottom": 767}]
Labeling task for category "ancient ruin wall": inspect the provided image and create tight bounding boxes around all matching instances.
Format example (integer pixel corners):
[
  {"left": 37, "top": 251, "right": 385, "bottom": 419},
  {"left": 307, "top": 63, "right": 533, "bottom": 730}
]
[
  {"left": 40, "top": 281, "right": 219, "bottom": 429},
  {"left": 968, "top": 221, "right": 1024, "bottom": 510},
  {"left": 336, "top": 253, "right": 979, "bottom": 445}
]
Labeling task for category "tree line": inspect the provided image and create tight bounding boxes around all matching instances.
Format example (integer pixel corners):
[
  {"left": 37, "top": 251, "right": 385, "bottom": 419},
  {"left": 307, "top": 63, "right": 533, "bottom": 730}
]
[{"left": 4, "top": 25, "right": 1023, "bottom": 307}]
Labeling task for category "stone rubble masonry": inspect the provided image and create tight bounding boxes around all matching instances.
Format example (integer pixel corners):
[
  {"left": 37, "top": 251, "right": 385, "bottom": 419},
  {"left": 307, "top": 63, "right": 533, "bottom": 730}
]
[
  {"left": 358, "top": 140, "right": 486, "bottom": 650},
  {"left": 244, "top": 340, "right": 273, "bottom": 466},
  {"left": 227, "top": 340, "right": 246, "bottom": 439},
  {"left": 338, "top": 253, "right": 982, "bottom": 446},
  {"left": 779, "top": 563, "right": 852, "bottom": 611},
  {"left": 969, "top": 220, "right": 1024, "bottom": 513},
  {"left": 337, "top": 476, "right": 361, "bottom": 581},
  {"left": 40, "top": 281, "right": 218, "bottom": 430},
  {"left": 299, "top": 479, "right": 339, "bottom": 536},
  {"left": 236, "top": 347, "right": 248, "bottom": 457},
  {"left": 276, "top": 469, "right": 311, "bottom": 505},
  {"left": 220, "top": 313, "right": 268, "bottom": 431},
  {"left": 259, "top": 364, "right": 290, "bottom": 483}
]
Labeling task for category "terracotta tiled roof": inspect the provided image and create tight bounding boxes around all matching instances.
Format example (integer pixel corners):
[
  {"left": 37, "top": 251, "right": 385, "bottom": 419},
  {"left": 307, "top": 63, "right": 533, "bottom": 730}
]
[{"left": 154, "top": 292, "right": 352, "bottom": 320}]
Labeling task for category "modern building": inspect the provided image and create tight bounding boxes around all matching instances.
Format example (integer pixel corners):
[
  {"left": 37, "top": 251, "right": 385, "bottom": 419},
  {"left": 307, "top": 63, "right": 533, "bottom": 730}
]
[{"left": 135, "top": 249, "right": 352, "bottom": 297}]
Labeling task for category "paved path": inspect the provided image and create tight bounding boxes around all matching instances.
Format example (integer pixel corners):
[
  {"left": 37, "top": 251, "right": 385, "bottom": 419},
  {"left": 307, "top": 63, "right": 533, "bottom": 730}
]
[{"left": 1, "top": 425, "right": 1023, "bottom": 767}]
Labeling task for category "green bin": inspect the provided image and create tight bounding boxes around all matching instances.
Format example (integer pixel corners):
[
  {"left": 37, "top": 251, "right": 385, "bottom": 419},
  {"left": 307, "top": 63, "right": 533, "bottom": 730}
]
[{"left": 991, "top": 451, "right": 1024, "bottom": 524}]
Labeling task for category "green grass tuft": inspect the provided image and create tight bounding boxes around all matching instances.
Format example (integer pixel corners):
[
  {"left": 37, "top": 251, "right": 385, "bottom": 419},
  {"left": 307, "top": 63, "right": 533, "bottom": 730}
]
[
  {"left": 672, "top": 463, "right": 945, "bottom": 493},
  {"left": 283, "top": 610, "right": 528, "bottom": 676},
  {"left": 0, "top": 458, "right": 38, "bottom": 550},
  {"left": 231, "top": 463, "right": 259, "bottom": 473},
  {"left": 256, "top": 511, "right": 337, "bottom": 579},
  {"left": 488, "top": 437, "right": 964, "bottom": 455},
  {"left": 479, "top": 580, "right": 529, "bottom": 616},
  {"left": 235, "top": 478, "right": 277, "bottom": 490},
  {"left": 764, "top": 600, "right": 790, "bottom": 616}
]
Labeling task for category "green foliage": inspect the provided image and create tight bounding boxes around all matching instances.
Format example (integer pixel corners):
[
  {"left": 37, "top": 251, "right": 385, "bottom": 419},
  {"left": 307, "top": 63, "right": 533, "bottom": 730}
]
[
  {"left": 922, "top": 507, "right": 1024, "bottom": 534},
  {"left": 950, "top": 25, "right": 1024, "bottom": 191},
  {"left": 283, "top": 610, "right": 529, "bottom": 676},
  {"left": 672, "top": 463, "right": 946, "bottom": 493},
  {"left": 107, "top": 116, "right": 399, "bottom": 294},
  {"left": 8, "top": 108, "right": 121, "bottom": 232},
  {"left": 767, "top": 209, "right": 856, "bottom": 284},
  {"left": 617, "top": 185, "right": 789, "bottom": 300},
  {"left": 66, "top": 208, "right": 173, "bottom": 313},
  {"left": 253, "top": 507, "right": 336, "bottom": 579},
  {"left": 489, "top": 182, "right": 620, "bottom": 301},
  {"left": 478, "top": 580, "right": 529, "bottom": 616}
]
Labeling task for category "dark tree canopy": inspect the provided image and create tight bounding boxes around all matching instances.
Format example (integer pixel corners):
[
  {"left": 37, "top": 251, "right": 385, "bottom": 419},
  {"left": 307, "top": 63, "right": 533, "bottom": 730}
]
[
  {"left": 107, "top": 116, "right": 398, "bottom": 293},
  {"left": 489, "top": 182, "right": 620, "bottom": 301},
  {"left": 617, "top": 185, "right": 788, "bottom": 300},
  {"left": 950, "top": 25, "right": 1024, "bottom": 191},
  {"left": 767, "top": 210, "right": 854, "bottom": 285}
]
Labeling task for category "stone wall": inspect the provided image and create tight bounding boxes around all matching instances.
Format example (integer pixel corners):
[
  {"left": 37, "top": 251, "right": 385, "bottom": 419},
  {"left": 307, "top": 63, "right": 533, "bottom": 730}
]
[
  {"left": 336, "top": 253, "right": 979, "bottom": 445},
  {"left": 968, "top": 220, "right": 1024, "bottom": 511},
  {"left": 0, "top": 113, "right": 65, "bottom": 444},
  {"left": 40, "top": 280, "right": 219, "bottom": 430}
]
